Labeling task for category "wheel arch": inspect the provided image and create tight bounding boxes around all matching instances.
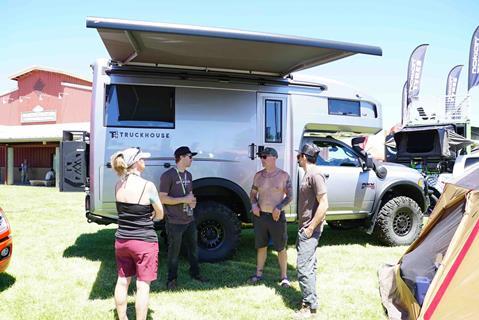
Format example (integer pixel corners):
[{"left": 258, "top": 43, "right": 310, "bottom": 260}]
[{"left": 193, "top": 177, "right": 252, "bottom": 223}]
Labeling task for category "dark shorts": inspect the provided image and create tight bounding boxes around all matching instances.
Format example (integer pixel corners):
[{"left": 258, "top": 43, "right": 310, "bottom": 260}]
[
  {"left": 253, "top": 211, "right": 288, "bottom": 251},
  {"left": 115, "top": 239, "right": 159, "bottom": 282}
]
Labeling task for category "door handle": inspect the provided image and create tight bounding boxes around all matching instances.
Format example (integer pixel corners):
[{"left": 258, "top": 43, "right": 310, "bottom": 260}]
[{"left": 248, "top": 143, "right": 256, "bottom": 160}]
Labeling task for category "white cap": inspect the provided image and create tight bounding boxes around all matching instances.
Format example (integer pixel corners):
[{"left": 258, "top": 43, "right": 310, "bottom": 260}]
[{"left": 112, "top": 147, "right": 151, "bottom": 167}]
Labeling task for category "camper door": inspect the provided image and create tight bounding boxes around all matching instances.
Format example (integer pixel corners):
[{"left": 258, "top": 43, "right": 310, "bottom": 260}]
[{"left": 256, "top": 93, "right": 290, "bottom": 173}]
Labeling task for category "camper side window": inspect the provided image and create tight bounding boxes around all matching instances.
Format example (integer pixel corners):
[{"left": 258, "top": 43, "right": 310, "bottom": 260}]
[
  {"left": 105, "top": 85, "right": 175, "bottom": 128},
  {"left": 265, "top": 99, "right": 282, "bottom": 143},
  {"left": 328, "top": 99, "right": 360, "bottom": 117}
]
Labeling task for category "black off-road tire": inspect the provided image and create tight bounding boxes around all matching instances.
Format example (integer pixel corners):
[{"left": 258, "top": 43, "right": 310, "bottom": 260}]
[
  {"left": 374, "top": 196, "right": 423, "bottom": 246},
  {"left": 194, "top": 201, "right": 241, "bottom": 262}
]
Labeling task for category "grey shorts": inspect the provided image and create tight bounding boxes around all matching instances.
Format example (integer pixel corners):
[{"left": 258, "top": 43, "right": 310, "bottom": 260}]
[{"left": 253, "top": 211, "right": 288, "bottom": 251}]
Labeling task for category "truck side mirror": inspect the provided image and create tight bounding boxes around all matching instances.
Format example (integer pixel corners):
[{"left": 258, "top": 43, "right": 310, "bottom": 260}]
[
  {"left": 375, "top": 165, "right": 388, "bottom": 179},
  {"left": 352, "top": 136, "right": 367, "bottom": 154}
]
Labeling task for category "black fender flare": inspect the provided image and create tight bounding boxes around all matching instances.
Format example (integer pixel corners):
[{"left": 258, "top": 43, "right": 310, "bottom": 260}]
[
  {"left": 193, "top": 177, "right": 252, "bottom": 222},
  {"left": 366, "top": 181, "right": 427, "bottom": 234}
]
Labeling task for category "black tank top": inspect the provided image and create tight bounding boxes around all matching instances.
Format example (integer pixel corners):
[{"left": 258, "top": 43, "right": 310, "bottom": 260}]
[{"left": 115, "top": 177, "right": 158, "bottom": 242}]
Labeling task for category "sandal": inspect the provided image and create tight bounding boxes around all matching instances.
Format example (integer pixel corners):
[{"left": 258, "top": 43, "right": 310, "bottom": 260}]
[
  {"left": 279, "top": 277, "right": 291, "bottom": 288},
  {"left": 248, "top": 274, "right": 263, "bottom": 284}
]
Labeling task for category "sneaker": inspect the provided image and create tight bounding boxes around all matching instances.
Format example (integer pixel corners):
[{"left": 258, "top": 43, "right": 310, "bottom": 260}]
[
  {"left": 247, "top": 274, "right": 263, "bottom": 285},
  {"left": 166, "top": 279, "right": 177, "bottom": 290},
  {"left": 279, "top": 277, "right": 291, "bottom": 288},
  {"left": 294, "top": 303, "right": 317, "bottom": 319},
  {"left": 191, "top": 274, "right": 208, "bottom": 283}
]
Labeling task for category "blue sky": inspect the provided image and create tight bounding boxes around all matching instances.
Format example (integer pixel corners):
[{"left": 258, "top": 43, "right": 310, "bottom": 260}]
[{"left": 1, "top": 0, "right": 478, "bottom": 128}]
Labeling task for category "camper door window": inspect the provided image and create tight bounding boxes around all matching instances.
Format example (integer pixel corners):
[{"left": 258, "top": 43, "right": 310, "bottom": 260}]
[
  {"left": 265, "top": 99, "right": 282, "bottom": 143},
  {"left": 104, "top": 84, "right": 175, "bottom": 128}
]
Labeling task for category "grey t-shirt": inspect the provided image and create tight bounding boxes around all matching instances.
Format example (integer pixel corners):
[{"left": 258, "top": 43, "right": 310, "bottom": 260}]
[
  {"left": 159, "top": 167, "right": 194, "bottom": 225},
  {"left": 298, "top": 165, "right": 327, "bottom": 232}
]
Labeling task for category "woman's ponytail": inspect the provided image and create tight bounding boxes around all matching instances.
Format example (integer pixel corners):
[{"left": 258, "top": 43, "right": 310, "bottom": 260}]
[{"left": 111, "top": 153, "right": 128, "bottom": 177}]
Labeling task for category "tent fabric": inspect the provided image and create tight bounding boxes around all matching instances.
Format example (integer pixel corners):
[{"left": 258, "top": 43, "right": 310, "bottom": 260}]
[
  {"left": 378, "top": 264, "right": 409, "bottom": 320},
  {"left": 420, "top": 190, "right": 479, "bottom": 320},
  {"left": 400, "top": 203, "right": 463, "bottom": 292},
  {"left": 446, "top": 130, "right": 474, "bottom": 152},
  {"left": 378, "top": 163, "right": 479, "bottom": 320}
]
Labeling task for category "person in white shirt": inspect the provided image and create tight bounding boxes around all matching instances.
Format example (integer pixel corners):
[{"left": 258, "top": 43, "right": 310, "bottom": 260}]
[{"left": 45, "top": 168, "right": 55, "bottom": 181}]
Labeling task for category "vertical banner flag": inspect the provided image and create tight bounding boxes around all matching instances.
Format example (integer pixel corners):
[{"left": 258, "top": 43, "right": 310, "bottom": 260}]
[
  {"left": 401, "top": 81, "right": 408, "bottom": 124},
  {"left": 445, "top": 65, "right": 463, "bottom": 108},
  {"left": 469, "top": 26, "right": 479, "bottom": 91},
  {"left": 407, "top": 44, "right": 429, "bottom": 105}
]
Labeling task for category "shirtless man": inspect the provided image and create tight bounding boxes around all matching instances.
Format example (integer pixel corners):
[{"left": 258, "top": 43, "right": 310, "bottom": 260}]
[{"left": 249, "top": 147, "right": 293, "bottom": 287}]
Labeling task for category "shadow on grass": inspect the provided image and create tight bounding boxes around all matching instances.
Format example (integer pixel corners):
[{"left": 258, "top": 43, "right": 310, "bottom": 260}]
[
  {"left": 0, "top": 272, "right": 16, "bottom": 292},
  {"left": 63, "top": 222, "right": 379, "bottom": 309},
  {"left": 320, "top": 224, "right": 383, "bottom": 247},
  {"left": 112, "top": 303, "right": 154, "bottom": 320}
]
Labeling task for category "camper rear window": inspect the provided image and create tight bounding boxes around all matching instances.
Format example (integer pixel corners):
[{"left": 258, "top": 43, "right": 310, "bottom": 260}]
[
  {"left": 105, "top": 85, "right": 175, "bottom": 128},
  {"left": 328, "top": 99, "right": 360, "bottom": 117}
]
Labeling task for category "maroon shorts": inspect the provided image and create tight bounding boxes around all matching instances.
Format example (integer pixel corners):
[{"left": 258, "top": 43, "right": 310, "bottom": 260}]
[{"left": 115, "top": 239, "right": 159, "bottom": 282}]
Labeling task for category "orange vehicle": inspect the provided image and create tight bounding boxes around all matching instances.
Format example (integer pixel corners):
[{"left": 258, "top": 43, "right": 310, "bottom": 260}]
[{"left": 0, "top": 207, "right": 12, "bottom": 272}]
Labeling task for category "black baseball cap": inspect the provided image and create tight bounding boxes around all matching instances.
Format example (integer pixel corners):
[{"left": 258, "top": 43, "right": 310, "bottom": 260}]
[
  {"left": 296, "top": 143, "right": 320, "bottom": 157},
  {"left": 257, "top": 147, "right": 278, "bottom": 158},
  {"left": 174, "top": 146, "right": 198, "bottom": 158}
]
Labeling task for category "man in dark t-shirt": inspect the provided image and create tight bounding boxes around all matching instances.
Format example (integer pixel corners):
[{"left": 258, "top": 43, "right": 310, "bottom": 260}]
[
  {"left": 295, "top": 143, "right": 329, "bottom": 318},
  {"left": 159, "top": 146, "right": 206, "bottom": 290}
]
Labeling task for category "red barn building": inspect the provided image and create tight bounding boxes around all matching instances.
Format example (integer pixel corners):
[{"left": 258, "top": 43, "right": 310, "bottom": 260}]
[{"left": 0, "top": 67, "right": 91, "bottom": 186}]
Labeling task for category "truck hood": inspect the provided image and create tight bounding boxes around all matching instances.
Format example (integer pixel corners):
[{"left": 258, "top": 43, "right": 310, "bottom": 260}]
[{"left": 378, "top": 161, "right": 423, "bottom": 180}]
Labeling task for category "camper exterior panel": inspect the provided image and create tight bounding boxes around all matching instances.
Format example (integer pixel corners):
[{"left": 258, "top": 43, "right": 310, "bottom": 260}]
[{"left": 98, "top": 85, "right": 257, "bottom": 210}]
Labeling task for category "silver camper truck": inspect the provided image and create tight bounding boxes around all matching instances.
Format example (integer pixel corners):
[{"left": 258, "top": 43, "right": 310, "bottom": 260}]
[{"left": 61, "top": 18, "right": 429, "bottom": 262}]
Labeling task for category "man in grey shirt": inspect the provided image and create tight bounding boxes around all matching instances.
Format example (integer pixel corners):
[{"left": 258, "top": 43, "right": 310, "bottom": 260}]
[
  {"left": 159, "top": 146, "right": 206, "bottom": 290},
  {"left": 295, "top": 143, "right": 329, "bottom": 318}
]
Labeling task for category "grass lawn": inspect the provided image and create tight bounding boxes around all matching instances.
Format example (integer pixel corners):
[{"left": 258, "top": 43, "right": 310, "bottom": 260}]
[{"left": 0, "top": 185, "right": 406, "bottom": 319}]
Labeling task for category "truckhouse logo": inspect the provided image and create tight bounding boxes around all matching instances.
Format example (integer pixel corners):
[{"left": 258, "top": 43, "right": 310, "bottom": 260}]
[{"left": 109, "top": 130, "right": 170, "bottom": 139}]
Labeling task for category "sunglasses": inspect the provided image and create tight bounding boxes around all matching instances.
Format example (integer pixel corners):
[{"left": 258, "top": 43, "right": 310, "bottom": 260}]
[
  {"left": 260, "top": 155, "right": 269, "bottom": 159},
  {"left": 183, "top": 154, "right": 193, "bottom": 159}
]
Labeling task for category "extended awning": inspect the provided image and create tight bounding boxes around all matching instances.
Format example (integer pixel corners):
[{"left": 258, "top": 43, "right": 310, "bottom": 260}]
[{"left": 87, "top": 17, "right": 382, "bottom": 77}]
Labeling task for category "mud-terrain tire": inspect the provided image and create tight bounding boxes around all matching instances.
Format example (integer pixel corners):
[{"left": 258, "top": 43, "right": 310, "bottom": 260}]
[
  {"left": 194, "top": 201, "right": 241, "bottom": 262},
  {"left": 374, "top": 196, "right": 423, "bottom": 246}
]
